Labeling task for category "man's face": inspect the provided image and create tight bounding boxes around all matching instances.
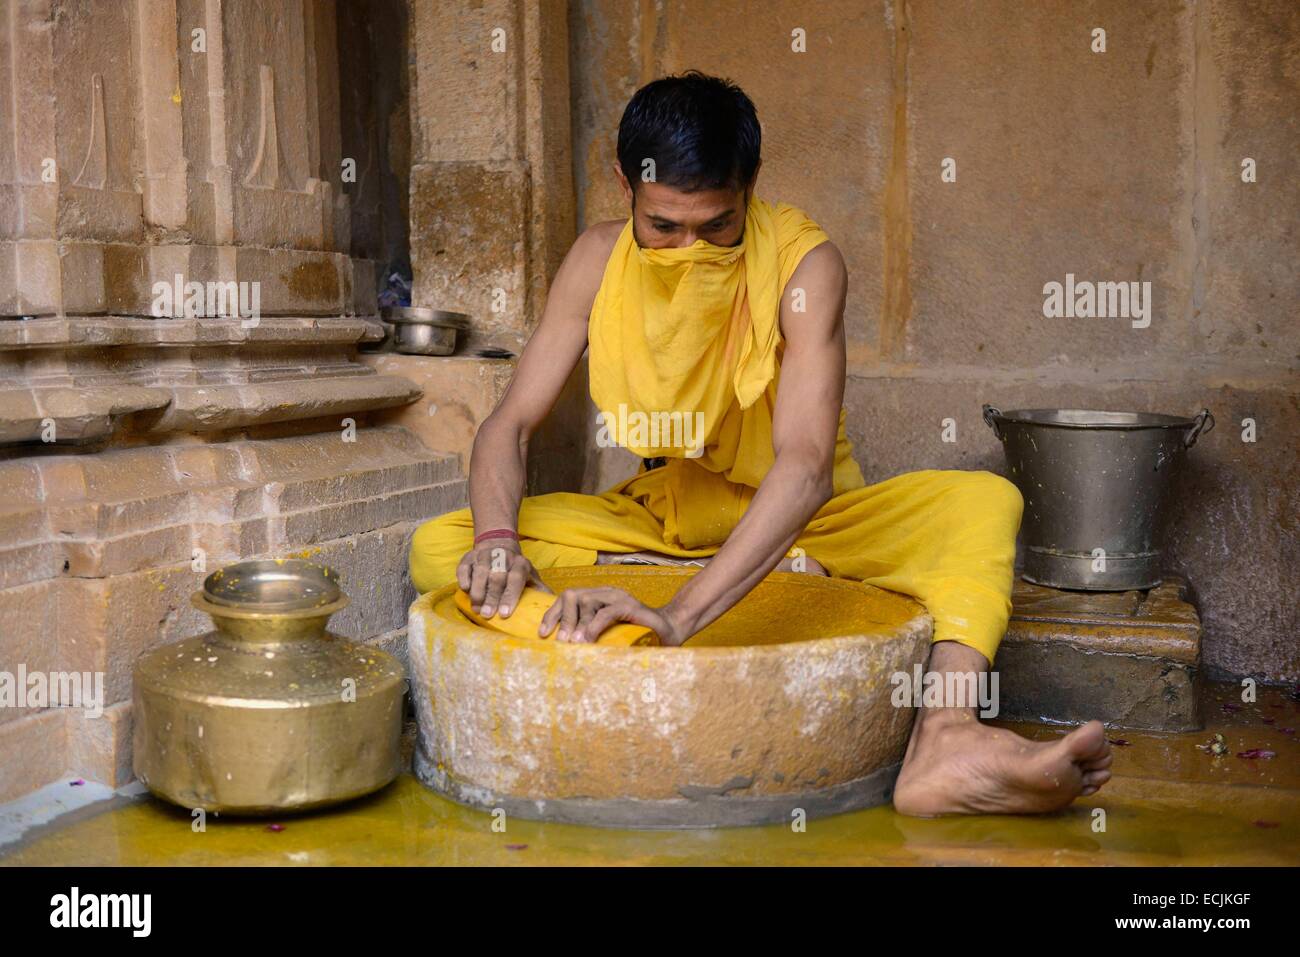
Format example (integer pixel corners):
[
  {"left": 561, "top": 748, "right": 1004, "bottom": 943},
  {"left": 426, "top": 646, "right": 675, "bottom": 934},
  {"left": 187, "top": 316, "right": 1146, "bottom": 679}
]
[{"left": 616, "top": 172, "right": 749, "bottom": 249}]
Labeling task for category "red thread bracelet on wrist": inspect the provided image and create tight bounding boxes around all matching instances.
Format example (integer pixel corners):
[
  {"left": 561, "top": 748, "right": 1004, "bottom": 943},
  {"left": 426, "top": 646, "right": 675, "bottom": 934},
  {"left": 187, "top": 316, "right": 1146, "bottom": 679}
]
[{"left": 474, "top": 528, "right": 520, "bottom": 546}]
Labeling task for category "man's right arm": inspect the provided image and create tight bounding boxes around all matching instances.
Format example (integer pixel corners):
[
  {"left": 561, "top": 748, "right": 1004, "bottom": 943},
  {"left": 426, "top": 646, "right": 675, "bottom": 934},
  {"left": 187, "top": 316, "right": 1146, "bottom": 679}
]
[{"left": 460, "top": 221, "right": 622, "bottom": 617}]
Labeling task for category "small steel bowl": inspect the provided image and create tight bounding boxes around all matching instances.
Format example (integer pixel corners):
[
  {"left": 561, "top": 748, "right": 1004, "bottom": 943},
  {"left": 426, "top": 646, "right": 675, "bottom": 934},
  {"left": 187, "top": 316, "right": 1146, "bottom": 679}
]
[
  {"left": 393, "top": 322, "right": 456, "bottom": 355},
  {"left": 202, "top": 559, "right": 342, "bottom": 612},
  {"left": 382, "top": 307, "right": 470, "bottom": 356}
]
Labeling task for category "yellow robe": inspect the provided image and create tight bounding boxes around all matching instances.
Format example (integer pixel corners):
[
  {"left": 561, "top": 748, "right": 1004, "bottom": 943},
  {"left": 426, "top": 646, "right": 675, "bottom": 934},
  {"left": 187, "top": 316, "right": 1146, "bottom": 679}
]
[{"left": 410, "top": 198, "right": 1022, "bottom": 662}]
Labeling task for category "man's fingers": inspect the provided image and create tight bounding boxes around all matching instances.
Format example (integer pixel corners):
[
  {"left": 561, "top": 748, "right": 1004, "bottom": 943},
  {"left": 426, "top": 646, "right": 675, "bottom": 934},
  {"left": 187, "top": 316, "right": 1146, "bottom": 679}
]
[
  {"left": 572, "top": 595, "right": 601, "bottom": 643},
  {"left": 583, "top": 606, "right": 624, "bottom": 643},
  {"left": 539, "top": 593, "right": 561, "bottom": 637},
  {"left": 456, "top": 554, "right": 473, "bottom": 592},
  {"left": 558, "top": 590, "right": 583, "bottom": 641},
  {"left": 540, "top": 589, "right": 578, "bottom": 638},
  {"left": 619, "top": 604, "right": 662, "bottom": 631},
  {"left": 537, "top": 588, "right": 643, "bottom": 640},
  {"left": 468, "top": 556, "right": 491, "bottom": 607},
  {"left": 480, "top": 570, "right": 509, "bottom": 616},
  {"left": 573, "top": 591, "right": 626, "bottom": 642},
  {"left": 497, "top": 562, "right": 530, "bottom": 618}
]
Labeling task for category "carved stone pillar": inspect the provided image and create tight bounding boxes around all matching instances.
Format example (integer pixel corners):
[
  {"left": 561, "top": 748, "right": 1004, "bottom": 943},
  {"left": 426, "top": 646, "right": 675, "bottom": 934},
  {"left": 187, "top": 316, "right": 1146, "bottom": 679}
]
[
  {"left": 0, "top": 0, "right": 381, "bottom": 319},
  {"left": 0, "top": 0, "right": 458, "bottom": 803}
]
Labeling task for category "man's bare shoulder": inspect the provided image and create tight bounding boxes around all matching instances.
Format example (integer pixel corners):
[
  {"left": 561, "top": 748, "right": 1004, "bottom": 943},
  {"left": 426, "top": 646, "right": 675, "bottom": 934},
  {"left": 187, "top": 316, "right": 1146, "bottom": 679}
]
[
  {"left": 788, "top": 239, "right": 847, "bottom": 295},
  {"left": 572, "top": 219, "right": 625, "bottom": 266},
  {"left": 798, "top": 239, "right": 846, "bottom": 276},
  {"left": 547, "top": 220, "right": 626, "bottom": 316}
]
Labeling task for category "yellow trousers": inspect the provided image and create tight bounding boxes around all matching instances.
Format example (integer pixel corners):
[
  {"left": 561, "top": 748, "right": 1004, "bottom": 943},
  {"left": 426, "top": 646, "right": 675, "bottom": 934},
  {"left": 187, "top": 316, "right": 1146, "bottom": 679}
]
[{"left": 409, "top": 467, "right": 1023, "bottom": 663}]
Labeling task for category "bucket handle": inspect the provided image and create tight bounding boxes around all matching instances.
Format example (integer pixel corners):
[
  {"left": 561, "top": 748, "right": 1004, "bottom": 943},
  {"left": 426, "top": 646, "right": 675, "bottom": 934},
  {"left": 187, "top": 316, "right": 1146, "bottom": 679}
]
[
  {"left": 982, "top": 404, "right": 1005, "bottom": 441},
  {"left": 984, "top": 404, "right": 1213, "bottom": 450},
  {"left": 1184, "top": 408, "right": 1214, "bottom": 448}
]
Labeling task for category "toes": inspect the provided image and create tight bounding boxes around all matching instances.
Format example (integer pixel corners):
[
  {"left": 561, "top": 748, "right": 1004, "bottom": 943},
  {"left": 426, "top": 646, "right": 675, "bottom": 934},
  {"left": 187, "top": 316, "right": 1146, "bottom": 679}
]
[
  {"left": 1082, "top": 769, "right": 1111, "bottom": 789},
  {"left": 1083, "top": 752, "right": 1113, "bottom": 772},
  {"left": 1060, "top": 720, "right": 1109, "bottom": 763}
]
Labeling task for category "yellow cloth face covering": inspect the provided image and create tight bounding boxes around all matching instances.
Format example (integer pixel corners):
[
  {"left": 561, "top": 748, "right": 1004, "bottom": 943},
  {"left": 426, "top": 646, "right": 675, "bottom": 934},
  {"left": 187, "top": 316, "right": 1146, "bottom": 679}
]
[{"left": 412, "top": 197, "right": 1022, "bottom": 662}]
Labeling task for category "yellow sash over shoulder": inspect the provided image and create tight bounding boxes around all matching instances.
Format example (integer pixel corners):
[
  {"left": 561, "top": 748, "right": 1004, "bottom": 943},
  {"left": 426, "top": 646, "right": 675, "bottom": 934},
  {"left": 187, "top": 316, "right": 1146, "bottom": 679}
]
[{"left": 588, "top": 197, "right": 861, "bottom": 513}]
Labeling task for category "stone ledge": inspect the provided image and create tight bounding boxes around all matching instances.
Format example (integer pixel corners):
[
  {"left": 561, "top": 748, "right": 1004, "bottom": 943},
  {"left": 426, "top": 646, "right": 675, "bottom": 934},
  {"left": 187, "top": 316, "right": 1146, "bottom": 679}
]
[
  {"left": 146, "top": 375, "right": 421, "bottom": 432},
  {"left": 997, "top": 576, "right": 1202, "bottom": 731},
  {"left": 1, "top": 367, "right": 419, "bottom": 447},
  {"left": 0, "top": 317, "right": 386, "bottom": 350},
  {"left": 0, "top": 385, "right": 172, "bottom": 445}
]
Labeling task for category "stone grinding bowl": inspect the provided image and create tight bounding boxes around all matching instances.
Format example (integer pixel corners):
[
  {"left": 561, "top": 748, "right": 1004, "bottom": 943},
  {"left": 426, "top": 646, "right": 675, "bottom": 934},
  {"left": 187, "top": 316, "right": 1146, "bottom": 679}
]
[{"left": 407, "top": 565, "right": 933, "bottom": 828}]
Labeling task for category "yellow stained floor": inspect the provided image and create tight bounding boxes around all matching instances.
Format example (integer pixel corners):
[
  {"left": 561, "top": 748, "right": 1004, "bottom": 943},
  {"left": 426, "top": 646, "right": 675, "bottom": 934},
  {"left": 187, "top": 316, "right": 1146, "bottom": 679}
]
[{"left": 3, "top": 683, "right": 1297, "bottom": 866}]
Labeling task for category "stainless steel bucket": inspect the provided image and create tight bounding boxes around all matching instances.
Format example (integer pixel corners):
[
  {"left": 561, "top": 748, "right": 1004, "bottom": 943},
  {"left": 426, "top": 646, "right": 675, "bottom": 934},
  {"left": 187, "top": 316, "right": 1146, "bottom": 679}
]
[{"left": 983, "top": 406, "right": 1213, "bottom": 591}]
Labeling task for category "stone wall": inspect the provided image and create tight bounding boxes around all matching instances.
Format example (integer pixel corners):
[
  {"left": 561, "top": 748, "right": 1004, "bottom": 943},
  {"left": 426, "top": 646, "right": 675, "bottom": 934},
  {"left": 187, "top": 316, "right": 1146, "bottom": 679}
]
[
  {"left": 402, "top": 0, "right": 589, "bottom": 494},
  {"left": 0, "top": 0, "right": 460, "bottom": 803},
  {"left": 567, "top": 0, "right": 1298, "bottom": 682},
  {"left": 409, "top": 0, "right": 575, "bottom": 354}
]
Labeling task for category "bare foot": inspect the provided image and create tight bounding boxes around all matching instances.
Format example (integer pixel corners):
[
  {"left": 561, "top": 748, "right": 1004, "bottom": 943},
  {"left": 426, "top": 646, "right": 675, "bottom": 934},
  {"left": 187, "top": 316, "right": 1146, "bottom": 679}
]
[{"left": 893, "top": 710, "right": 1113, "bottom": 816}]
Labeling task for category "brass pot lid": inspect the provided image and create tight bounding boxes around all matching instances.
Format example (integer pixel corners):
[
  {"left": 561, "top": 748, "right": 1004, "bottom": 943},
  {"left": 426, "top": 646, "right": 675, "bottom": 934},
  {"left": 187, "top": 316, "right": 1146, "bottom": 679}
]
[{"left": 202, "top": 559, "right": 342, "bottom": 612}]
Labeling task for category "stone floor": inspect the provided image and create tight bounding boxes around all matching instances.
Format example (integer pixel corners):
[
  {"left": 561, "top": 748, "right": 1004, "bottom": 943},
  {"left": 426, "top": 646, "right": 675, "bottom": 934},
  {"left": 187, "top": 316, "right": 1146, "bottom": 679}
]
[{"left": 1, "top": 682, "right": 1295, "bottom": 866}]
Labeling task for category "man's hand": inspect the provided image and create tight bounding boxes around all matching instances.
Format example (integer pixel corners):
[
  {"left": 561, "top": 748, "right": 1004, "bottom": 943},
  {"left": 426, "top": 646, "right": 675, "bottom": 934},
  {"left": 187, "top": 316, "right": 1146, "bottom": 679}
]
[
  {"left": 456, "top": 540, "right": 549, "bottom": 617},
  {"left": 538, "top": 587, "right": 687, "bottom": 646}
]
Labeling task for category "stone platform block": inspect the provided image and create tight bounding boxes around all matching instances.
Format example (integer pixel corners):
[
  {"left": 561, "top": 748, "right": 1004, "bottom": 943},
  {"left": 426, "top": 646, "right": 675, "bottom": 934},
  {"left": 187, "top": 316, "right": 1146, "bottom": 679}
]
[{"left": 997, "top": 575, "right": 1202, "bottom": 731}]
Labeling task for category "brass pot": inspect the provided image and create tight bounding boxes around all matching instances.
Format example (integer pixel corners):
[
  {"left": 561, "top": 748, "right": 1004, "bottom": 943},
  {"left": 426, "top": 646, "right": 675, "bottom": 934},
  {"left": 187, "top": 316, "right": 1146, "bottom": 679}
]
[{"left": 132, "top": 560, "right": 405, "bottom": 814}]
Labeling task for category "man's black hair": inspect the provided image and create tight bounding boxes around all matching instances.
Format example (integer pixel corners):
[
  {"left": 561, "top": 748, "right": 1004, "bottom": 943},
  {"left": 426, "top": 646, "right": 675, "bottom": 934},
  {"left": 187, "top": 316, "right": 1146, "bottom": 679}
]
[{"left": 616, "top": 72, "right": 760, "bottom": 193}]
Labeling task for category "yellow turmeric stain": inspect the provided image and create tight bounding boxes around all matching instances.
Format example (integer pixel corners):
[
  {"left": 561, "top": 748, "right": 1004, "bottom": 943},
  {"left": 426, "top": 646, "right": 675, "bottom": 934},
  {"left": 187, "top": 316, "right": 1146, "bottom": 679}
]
[{"left": 5, "top": 755, "right": 1297, "bottom": 867}]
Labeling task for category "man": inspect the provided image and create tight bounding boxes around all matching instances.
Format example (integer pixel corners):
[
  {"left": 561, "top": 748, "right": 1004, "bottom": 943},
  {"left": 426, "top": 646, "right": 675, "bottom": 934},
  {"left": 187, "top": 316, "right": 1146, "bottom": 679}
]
[{"left": 410, "top": 72, "right": 1112, "bottom": 815}]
